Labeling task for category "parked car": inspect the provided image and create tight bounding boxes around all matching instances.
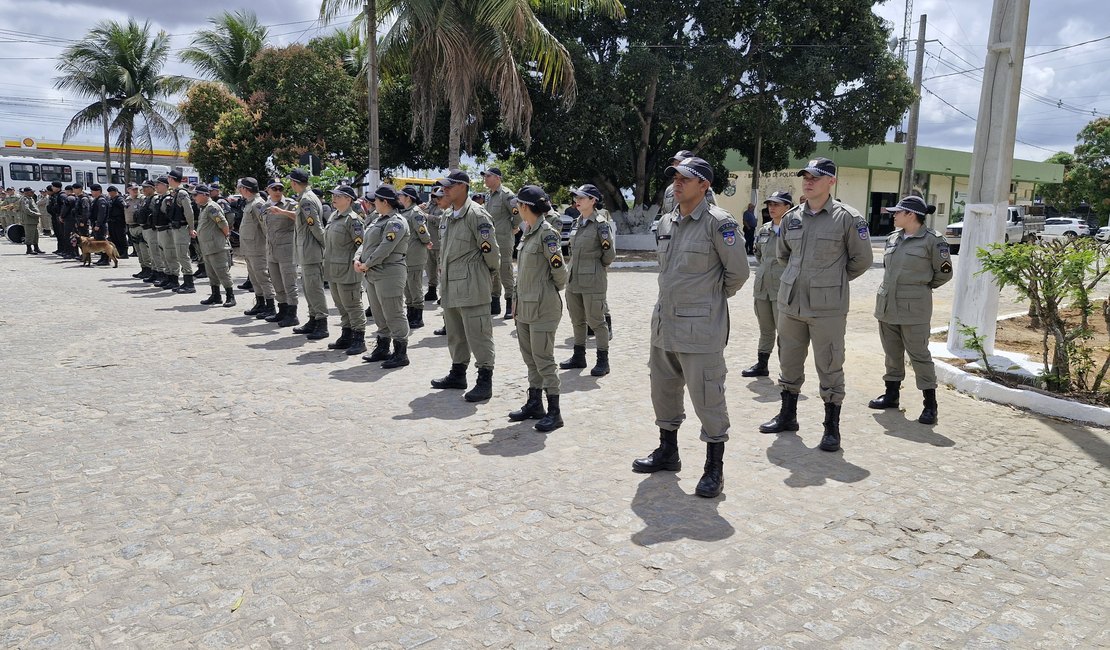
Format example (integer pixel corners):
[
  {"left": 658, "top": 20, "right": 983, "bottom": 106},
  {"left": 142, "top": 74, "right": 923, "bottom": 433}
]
[
  {"left": 1096, "top": 226, "right": 1110, "bottom": 243},
  {"left": 943, "top": 206, "right": 1044, "bottom": 254},
  {"left": 1038, "top": 217, "right": 1091, "bottom": 242}
]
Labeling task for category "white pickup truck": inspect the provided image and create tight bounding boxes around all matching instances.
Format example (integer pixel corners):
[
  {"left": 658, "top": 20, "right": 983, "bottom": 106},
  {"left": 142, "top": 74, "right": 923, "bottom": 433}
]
[{"left": 943, "top": 206, "right": 1045, "bottom": 254}]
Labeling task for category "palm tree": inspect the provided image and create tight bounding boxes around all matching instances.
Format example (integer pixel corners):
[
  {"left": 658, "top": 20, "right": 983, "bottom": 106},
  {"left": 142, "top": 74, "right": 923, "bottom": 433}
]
[
  {"left": 181, "top": 10, "right": 269, "bottom": 99},
  {"left": 321, "top": 0, "right": 624, "bottom": 168},
  {"left": 55, "top": 19, "right": 187, "bottom": 182}
]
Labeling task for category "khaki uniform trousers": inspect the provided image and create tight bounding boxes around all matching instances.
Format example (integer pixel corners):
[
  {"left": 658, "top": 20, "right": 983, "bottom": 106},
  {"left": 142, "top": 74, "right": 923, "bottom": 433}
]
[
  {"left": 330, "top": 281, "right": 366, "bottom": 331},
  {"left": 145, "top": 228, "right": 164, "bottom": 272},
  {"left": 158, "top": 229, "right": 179, "bottom": 276},
  {"left": 173, "top": 227, "right": 193, "bottom": 275},
  {"left": 491, "top": 233, "right": 515, "bottom": 298},
  {"left": 366, "top": 279, "right": 409, "bottom": 342},
  {"left": 268, "top": 255, "right": 298, "bottom": 305},
  {"left": 443, "top": 303, "right": 495, "bottom": 369},
  {"left": 777, "top": 313, "right": 848, "bottom": 404},
  {"left": 22, "top": 218, "right": 39, "bottom": 248},
  {"left": 754, "top": 296, "right": 779, "bottom": 355},
  {"left": 517, "top": 322, "right": 559, "bottom": 394},
  {"left": 301, "top": 262, "right": 328, "bottom": 320},
  {"left": 879, "top": 321, "right": 937, "bottom": 390},
  {"left": 649, "top": 345, "right": 730, "bottom": 443},
  {"left": 566, "top": 291, "right": 609, "bottom": 350},
  {"left": 425, "top": 250, "right": 439, "bottom": 288},
  {"left": 244, "top": 254, "right": 274, "bottom": 299},
  {"left": 203, "top": 251, "right": 233, "bottom": 289},
  {"left": 405, "top": 264, "right": 425, "bottom": 309},
  {"left": 130, "top": 225, "right": 151, "bottom": 269}
]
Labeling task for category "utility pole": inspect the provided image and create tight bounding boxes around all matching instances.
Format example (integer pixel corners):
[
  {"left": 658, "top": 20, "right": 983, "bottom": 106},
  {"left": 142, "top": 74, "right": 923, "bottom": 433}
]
[
  {"left": 901, "top": 14, "right": 926, "bottom": 198},
  {"left": 100, "top": 85, "right": 112, "bottom": 184},
  {"left": 365, "top": 0, "right": 381, "bottom": 192},
  {"left": 946, "top": 0, "right": 1031, "bottom": 356}
]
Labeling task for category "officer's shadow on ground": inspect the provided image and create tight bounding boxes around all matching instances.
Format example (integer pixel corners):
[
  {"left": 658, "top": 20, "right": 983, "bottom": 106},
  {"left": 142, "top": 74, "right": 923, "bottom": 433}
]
[
  {"left": 410, "top": 333, "right": 448, "bottom": 350},
  {"left": 290, "top": 350, "right": 349, "bottom": 365},
  {"left": 765, "top": 433, "right": 870, "bottom": 488},
  {"left": 472, "top": 424, "right": 547, "bottom": 457},
  {"left": 328, "top": 363, "right": 399, "bottom": 383},
  {"left": 247, "top": 335, "right": 310, "bottom": 351},
  {"left": 155, "top": 304, "right": 215, "bottom": 314},
  {"left": 743, "top": 377, "right": 810, "bottom": 404},
  {"left": 393, "top": 391, "right": 478, "bottom": 421},
  {"left": 630, "top": 473, "right": 735, "bottom": 546},
  {"left": 229, "top": 323, "right": 285, "bottom": 337},
  {"left": 872, "top": 410, "right": 955, "bottom": 447},
  {"left": 559, "top": 371, "right": 602, "bottom": 393}
]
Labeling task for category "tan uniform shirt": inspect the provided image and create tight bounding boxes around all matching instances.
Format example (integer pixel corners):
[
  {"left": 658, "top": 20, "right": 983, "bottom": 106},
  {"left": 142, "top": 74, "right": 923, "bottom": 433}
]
[
  {"left": 295, "top": 189, "right": 326, "bottom": 265},
  {"left": 484, "top": 186, "right": 519, "bottom": 245},
  {"left": 425, "top": 205, "right": 443, "bottom": 249},
  {"left": 402, "top": 205, "right": 432, "bottom": 267},
  {"left": 439, "top": 199, "right": 501, "bottom": 309},
  {"left": 238, "top": 196, "right": 267, "bottom": 256},
  {"left": 515, "top": 220, "right": 568, "bottom": 330},
  {"left": 567, "top": 209, "right": 616, "bottom": 295},
  {"left": 195, "top": 202, "right": 230, "bottom": 256},
  {"left": 652, "top": 199, "right": 750, "bottom": 353},
  {"left": 752, "top": 221, "right": 786, "bottom": 301},
  {"left": 324, "top": 209, "right": 364, "bottom": 284},
  {"left": 875, "top": 228, "right": 953, "bottom": 324},
  {"left": 358, "top": 211, "right": 410, "bottom": 281},
  {"left": 264, "top": 196, "right": 297, "bottom": 257},
  {"left": 19, "top": 196, "right": 41, "bottom": 225},
  {"left": 777, "top": 196, "right": 874, "bottom": 318}
]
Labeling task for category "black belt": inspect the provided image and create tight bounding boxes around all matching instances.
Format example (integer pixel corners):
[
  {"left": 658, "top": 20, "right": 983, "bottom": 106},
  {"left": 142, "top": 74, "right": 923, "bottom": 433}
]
[{"left": 155, "top": 226, "right": 169, "bottom": 231}]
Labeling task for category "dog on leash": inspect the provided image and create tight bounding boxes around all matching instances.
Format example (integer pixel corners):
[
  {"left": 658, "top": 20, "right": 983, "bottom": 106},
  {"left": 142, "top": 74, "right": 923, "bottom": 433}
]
[{"left": 72, "top": 235, "right": 120, "bottom": 268}]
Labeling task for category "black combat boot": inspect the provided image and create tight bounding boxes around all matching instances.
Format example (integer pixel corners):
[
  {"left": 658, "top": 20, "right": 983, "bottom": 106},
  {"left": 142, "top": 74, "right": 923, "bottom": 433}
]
[
  {"left": 434, "top": 325, "right": 447, "bottom": 336},
  {"left": 919, "top": 389, "right": 938, "bottom": 425},
  {"left": 508, "top": 388, "right": 545, "bottom": 422},
  {"left": 534, "top": 393, "right": 563, "bottom": 432},
  {"left": 34, "top": 243, "right": 44, "bottom": 254},
  {"left": 560, "top": 345, "right": 588, "bottom": 370},
  {"left": 200, "top": 286, "right": 222, "bottom": 305},
  {"left": 741, "top": 352, "right": 770, "bottom": 377},
  {"left": 431, "top": 363, "right": 468, "bottom": 389},
  {"left": 154, "top": 273, "right": 172, "bottom": 288},
  {"left": 306, "top": 318, "right": 329, "bottom": 340},
  {"left": 138, "top": 267, "right": 152, "bottom": 279},
  {"left": 424, "top": 285, "right": 438, "bottom": 301},
  {"left": 162, "top": 275, "right": 180, "bottom": 291},
  {"left": 95, "top": 252, "right": 110, "bottom": 266},
  {"left": 132, "top": 267, "right": 147, "bottom": 279},
  {"left": 590, "top": 350, "right": 610, "bottom": 377},
  {"left": 238, "top": 278, "right": 252, "bottom": 291},
  {"left": 490, "top": 294, "right": 501, "bottom": 316},
  {"left": 223, "top": 288, "right": 236, "bottom": 307},
  {"left": 381, "top": 340, "right": 409, "bottom": 369},
  {"left": 265, "top": 302, "right": 287, "bottom": 323},
  {"left": 255, "top": 298, "right": 276, "bottom": 320},
  {"left": 632, "top": 429, "right": 681, "bottom": 473},
  {"left": 503, "top": 297, "right": 513, "bottom": 320},
  {"left": 278, "top": 305, "right": 299, "bottom": 328},
  {"left": 175, "top": 274, "right": 196, "bottom": 294},
  {"left": 759, "top": 391, "right": 800, "bottom": 433},
  {"left": 363, "top": 337, "right": 391, "bottom": 363},
  {"left": 819, "top": 402, "right": 842, "bottom": 452},
  {"left": 409, "top": 307, "right": 424, "bottom": 329},
  {"left": 365, "top": 305, "right": 374, "bottom": 319},
  {"left": 464, "top": 367, "right": 494, "bottom": 402},
  {"left": 25, "top": 244, "right": 33, "bottom": 255},
  {"left": 293, "top": 317, "right": 317, "bottom": 335},
  {"left": 328, "top": 327, "right": 352, "bottom": 350},
  {"left": 605, "top": 313, "right": 614, "bottom": 338},
  {"left": 345, "top": 330, "right": 367, "bottom": 355},
  {"left": 244, "top": 296, "right": 265, "bottom": 316},
  {"left": 193, "top": 265, "right": 207, "bottom": 279},
  {"left": 694, "top": 442, "right": 725, "bottom": 498},
  {"left": 868, "top": 381, "right": 900, "bottom": 409},
  {"left": 143, "top": 270, "right": 160, "bottom": 284}
]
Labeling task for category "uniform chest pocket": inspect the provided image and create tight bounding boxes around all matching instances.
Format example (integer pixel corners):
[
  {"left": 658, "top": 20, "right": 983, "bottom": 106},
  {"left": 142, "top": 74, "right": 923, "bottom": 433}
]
[
  {"left": 814, "top": 232, "right": 843, "bottom": 263},
  {"left": 678, "top": 240, "right": 711, "bottom": 274}
]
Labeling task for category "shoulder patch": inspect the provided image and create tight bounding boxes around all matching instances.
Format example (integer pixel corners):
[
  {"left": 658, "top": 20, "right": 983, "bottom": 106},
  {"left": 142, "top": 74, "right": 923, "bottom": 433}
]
[
  {"left": 718, "top": 219, "right": 739, "bottom": 246},
  {"left": 543, "top": 231, "right": 560, "bottom": 256},
  {"left": 477, "top": 222, "right": 492, "bottom": 240},
  {"left": 938, "top": 240, "right": 950, "bottom": 259},
  {"left": 857, "top": 222, "right": 870, "bottom": 241}
]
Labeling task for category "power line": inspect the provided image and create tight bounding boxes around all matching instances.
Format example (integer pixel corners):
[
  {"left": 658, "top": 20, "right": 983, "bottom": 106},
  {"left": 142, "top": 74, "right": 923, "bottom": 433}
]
[
  {"left": 924, "top": 33, "right": 1110, "bottom": 81},
  {"left": 921, "top": 84, "right": 1063, "bottom": 154}
]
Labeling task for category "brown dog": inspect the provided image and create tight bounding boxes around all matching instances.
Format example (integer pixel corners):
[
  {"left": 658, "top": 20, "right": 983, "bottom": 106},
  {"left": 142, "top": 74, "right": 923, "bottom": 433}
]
[{"left": 74, "top": 235, "right": 120, "bottom": 268}]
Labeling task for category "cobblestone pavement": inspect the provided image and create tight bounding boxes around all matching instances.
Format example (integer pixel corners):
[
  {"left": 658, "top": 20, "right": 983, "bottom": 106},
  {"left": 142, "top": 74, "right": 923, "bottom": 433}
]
[{"left": 1, "top": 245, "right": 1107, "bottom": 649}]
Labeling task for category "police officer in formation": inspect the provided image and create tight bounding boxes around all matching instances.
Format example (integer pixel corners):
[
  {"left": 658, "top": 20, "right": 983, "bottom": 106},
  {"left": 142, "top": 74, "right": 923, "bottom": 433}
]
[
  {"left": 869, "top": 195, "right": 952, "bottom": 425},
  {"left": 269, "top": 169, "right": 330, "bottom": 340},
  {"left": 125, "top": 184, "right": 148, "bottom": 279},
  {"left": 46, "top": 181, "right": 64, "bottom": 255},
  {"left": 661, "top": 149, "right": 716, "bottom": 214},
  {"left": 165, "top": 170, "right": 197, "bottom": 294},
  {"left": 560, "top": 184, "right": 616, "bottom": 377},
  {"left": 139, "top": 181, "right": 167, "bottom": 285},
  {"left": 741, "top": 191, "right": 793, "bottom": 378},
  {"left": 72, "top": 183, "right": 91, "bottom": 246},
  {"left": 480, "top": 167, "right": 519, "bottom": 318},
  {"left": 323, "top": 185, "right": 367, "bottom": 355},
  {"left": 106, "top": 186, "right": 128, "bottom": 260},
  {"left": 759, "top": 158, "right": 873, "bottom": 453},
  {"left": 633, "top": 156, "right": 749, "bottom": 499},
  {"left": 430, "top": 170, "right": 500, "bottom": 402},
  {"left": 424, "top": 187, "right": 444, "bottom": 304},
  {"left": 357, "top": 185, "right": 412, "bottom": 369},
  {"left": 398, "top": 186, "right": 432, "bottom": 330},
  {"left": 191, "top": 184, "right": 236, "bottom": 308},
  {"left": 237, "top": 178, "right": 276, "bottom": 319},
  {"left": 19, "top": 187, "right": 43, "bottom": 255},
  {"left": 507, "top": 185, "right": 568, "bottom": 431},
  {"left": 261, "top": 181, "right": 300, "bottom": 327}
]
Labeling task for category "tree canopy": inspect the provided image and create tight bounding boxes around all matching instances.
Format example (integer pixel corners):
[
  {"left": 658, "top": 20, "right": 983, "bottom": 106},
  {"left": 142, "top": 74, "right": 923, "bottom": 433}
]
[{"left": 1042, "top": 117, "right": 1110, "bottom": 220}]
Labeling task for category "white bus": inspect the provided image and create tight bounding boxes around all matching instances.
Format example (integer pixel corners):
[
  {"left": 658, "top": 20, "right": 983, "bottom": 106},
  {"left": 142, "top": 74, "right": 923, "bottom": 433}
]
[{"left": 0, "top": 155, "right": 198, "bottom": 192}]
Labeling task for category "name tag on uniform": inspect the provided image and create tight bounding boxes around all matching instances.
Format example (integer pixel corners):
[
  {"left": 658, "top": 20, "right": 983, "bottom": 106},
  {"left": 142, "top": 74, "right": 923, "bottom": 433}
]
[{"left": 657, "top": 235, "right": 672, "bottom": 240}]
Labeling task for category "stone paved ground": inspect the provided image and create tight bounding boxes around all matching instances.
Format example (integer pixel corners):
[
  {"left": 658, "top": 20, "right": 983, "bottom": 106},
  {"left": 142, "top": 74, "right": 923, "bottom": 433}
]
[{"left": 0, "top": 244, "right": 1107, "bottom": 649}]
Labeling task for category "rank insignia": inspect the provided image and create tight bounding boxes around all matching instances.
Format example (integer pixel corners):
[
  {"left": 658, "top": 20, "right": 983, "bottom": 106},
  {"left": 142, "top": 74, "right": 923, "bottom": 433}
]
[
  {"left": 306, "top": 217, "right": 314, "bottom": 226},
  {"left": 480, "top": 240, "right": 492, "bottom": 253},
  {"left": 354, "top": 236, "right": 363, "bottom": 246},
  {"left": 940, "top": 260, "right": 952, "bottom": 274},
  {"left": 550, "top": 254, "right": 564, "bottom": 269},
  {"left": 418, "top": 226, "right": 427, "bottom": 235},
  {"left": 386, "top": 231, "right": 395, "bottom": 241}
]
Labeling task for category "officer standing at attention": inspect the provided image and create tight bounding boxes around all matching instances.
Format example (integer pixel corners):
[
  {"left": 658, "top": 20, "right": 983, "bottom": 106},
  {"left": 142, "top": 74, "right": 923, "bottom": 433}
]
[
  {"left": 429, "top": 186, "right": 451, "bottom": 337},
  {"left": 560, "top": 184, "right": 616, "bottom": 376},
  {"left": 71, "top": 183, "right": 91, "bottom": 239},
  {"left": 481, "top": 167, "right": 519, "bottom": 318},
  {"left": 152, "top": 177, "right": 180, "bottom": 290},
  {"left": 398, "top": 186, "right": 433, "bottom": 330},
  {"left": 47, "top": 181, "right": 63, "bottom": 255},
  {"left": 759, "top": 158, "right": 873, "bottom": 452},
  {"left": 324, "top": 185, "right": 368, "bottom": 355},
  {"left": 429, "top": 170, "right": 501, "bottom": 402},
  {"left": 61, "top": 185, "right": 79, "bottom": 258},
  {"left": 356, "top": 185, "right": 411, "bottom": 369},
  {"left": 661, "top": 150, "right": 717, "bottom": 214},
  {"left": 507, "top": 185, "right": 568, "bottom": 432},
  {"left": 89, "top": 184, "right": 112, "bottom": 266},
  {"left": 237, "top": 178, "right": 277, "bottom": 319},
  {"left": 166, "top": 170, "right": 197, "bottom": 294},
  {"left": 424, "top": 187, "right": 444, "bottom": 304},
  {"left": 106, "top": 186, "right": 128, "bottom": 260},
  {"left": 139, "top": 181, "right": 165, "bottom": 285},
  {"left": 125, "top": 184, "right": 150, "bottom": 278},
  {"left": 192, "top": 184, "right": 236, "bottom": 308},
  {"left": 632, "top": 157, "right": 748, "bottom": 498},
  {"left": 267, "top": 170, "right": 329, "bottom": 340},
  {"left": 261, "top": 181, "right": 300, "bottom": 327},
  {"left": 741, "top": 191, "right": 793, "bottom": 378},
  {"left": 19, "top": 187, "right": 42, "bottom": 254},
  {"left": 869, "top": 195, "right": 952, "bottom": 424}
]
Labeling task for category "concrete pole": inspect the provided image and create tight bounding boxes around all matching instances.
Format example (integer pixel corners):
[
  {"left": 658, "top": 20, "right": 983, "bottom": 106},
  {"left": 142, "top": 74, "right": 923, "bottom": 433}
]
[
  {"left": 366, "top": 0, "right": 381, "bottom": 192},
  {"left": 946, "top": 0, "right": 1030, "bottom": 356},
  {"left": 900, "top": 14, "right": 926, "bottom": 197}
]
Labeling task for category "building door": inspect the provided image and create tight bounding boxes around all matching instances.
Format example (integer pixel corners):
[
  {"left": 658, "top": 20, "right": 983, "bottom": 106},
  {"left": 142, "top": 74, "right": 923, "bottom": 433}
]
[{"left": 869, "top": 192, "right": 899, "bottom": 236}]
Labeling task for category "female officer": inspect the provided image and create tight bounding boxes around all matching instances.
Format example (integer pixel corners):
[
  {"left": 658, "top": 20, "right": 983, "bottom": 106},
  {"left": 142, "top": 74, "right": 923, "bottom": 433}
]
[
  {"left": 869, "top": 195, "right": 952, "bottom": 424},
  {"left": 741, "top": 191, "right": 793, "bottom": 377},
  {"left": 559, "top": 184, "right": 616, "bottom": 376},
  {"left": 508, "top": 185, "right": 568, "bottom": 432},
  {"left": 356, "top": 185, "right": 411, "bottom": 369},
  {"left": 324, "top": 185, "right": 368, "bottom": 356}
]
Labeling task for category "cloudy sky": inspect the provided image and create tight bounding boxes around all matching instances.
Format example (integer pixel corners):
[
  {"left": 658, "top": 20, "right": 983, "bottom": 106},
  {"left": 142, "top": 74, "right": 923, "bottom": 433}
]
[{"left": 0, "top": 0, "right": 1104, "bottom": 164}]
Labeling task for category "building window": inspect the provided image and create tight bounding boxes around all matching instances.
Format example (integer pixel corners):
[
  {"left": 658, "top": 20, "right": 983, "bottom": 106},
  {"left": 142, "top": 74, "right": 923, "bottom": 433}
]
[
  {"left": 10, "top": 162, "right": 39, "bottom": 181},
  {"left": 41, "top": 164, "right": 72, "bottom": 182}
]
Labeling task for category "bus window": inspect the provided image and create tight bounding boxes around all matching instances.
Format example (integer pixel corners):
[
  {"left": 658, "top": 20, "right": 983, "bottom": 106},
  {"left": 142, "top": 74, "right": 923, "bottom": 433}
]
[
  {"left": 130, "top": 168, "right": 149, "bottom": 183},
  {"left": 97, "top": 167, "right": 127, "bottom": 184},
  {"left": 10, "top": 162, "right": 40, "bottom": 181},
  {"left": 41, "top": 164, "right": 72, "bottom": 183}
]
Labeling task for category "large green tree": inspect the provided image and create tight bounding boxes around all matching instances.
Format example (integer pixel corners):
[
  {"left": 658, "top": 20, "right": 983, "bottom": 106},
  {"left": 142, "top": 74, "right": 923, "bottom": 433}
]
[
  {"left": 54, "top": 19, "right": 186, "bottom": 180},
  {"left": 1041, "top": 118, "right": 1110, "bottom": 221},
  {"left": 180, "top": 11, "right": 269, "bottom": 99}
]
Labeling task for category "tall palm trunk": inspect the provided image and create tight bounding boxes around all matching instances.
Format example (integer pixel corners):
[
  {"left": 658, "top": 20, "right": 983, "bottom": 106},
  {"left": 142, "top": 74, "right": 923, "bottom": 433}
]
[{"left": 448, "top": 100, "right": 464, "bottom": 169}]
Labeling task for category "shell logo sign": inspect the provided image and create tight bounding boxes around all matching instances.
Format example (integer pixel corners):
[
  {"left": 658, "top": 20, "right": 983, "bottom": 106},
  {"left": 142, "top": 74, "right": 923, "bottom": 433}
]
[{"left": 20, "top": 137, "right": 36, "bottom": 149}]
